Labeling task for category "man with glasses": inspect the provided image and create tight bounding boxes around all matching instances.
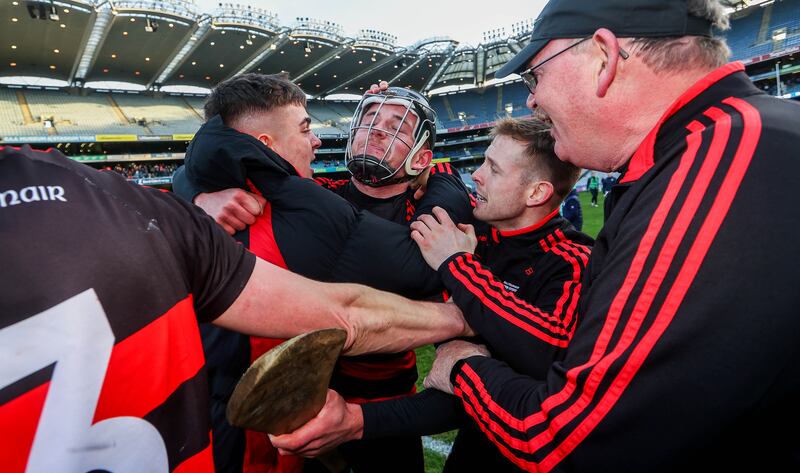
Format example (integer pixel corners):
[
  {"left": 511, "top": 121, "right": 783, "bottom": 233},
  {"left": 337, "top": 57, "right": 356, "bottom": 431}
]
[
  {"left": 278, "top": 0, "right": 800, "bottom": 471},
  {"left": 414, "top": 0, "right": 800, "bottom": 471}
]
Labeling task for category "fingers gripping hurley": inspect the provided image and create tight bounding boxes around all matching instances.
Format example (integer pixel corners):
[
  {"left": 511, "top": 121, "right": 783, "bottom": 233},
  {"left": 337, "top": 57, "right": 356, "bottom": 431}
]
[{"left": 227, "top": 328, "right": 347, "bottom": 434}]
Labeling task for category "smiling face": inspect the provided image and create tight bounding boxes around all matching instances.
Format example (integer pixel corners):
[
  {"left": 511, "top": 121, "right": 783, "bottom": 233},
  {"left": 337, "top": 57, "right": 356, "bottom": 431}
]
[{"left": 471, "top": 135, "right": 536, "bottom": 230}]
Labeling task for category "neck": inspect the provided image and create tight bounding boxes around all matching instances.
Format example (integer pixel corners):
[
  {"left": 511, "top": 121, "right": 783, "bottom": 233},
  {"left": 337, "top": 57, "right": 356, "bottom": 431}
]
[
  {"left": 492, "top": 205, "right": 558, "bottom": 233},
  {"left": 351, "top": 178, "right": 409, "bottom": 198},
  {"left": 612, "top": 67, "right": 716, "bottom": 171}
]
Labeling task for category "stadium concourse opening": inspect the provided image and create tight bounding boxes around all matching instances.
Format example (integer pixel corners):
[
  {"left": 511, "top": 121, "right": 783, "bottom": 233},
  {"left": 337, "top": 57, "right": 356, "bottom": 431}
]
[{"left": 2, "top": 0, "right": 799, "bottom": 189}]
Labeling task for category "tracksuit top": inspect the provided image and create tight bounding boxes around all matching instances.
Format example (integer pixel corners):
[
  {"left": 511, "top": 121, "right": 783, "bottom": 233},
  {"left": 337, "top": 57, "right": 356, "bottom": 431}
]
[
  {"left": 448, "top": 62, "right": 800, "bottom": 472},
  {"left": 0, "top": 145, "right": 256, "bottom": 473},
  {"left": 361, "top": 211, "right": 592, "bottom": 451}
]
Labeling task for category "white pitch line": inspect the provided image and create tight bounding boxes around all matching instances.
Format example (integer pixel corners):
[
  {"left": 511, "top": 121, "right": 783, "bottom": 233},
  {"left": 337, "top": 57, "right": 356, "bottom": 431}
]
[{"left": 422, "top": 436, "right": 453, "bottom": 457}]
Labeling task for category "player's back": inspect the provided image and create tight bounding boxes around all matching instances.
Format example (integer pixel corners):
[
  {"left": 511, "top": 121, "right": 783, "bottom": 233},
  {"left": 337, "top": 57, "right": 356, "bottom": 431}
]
[{"left": 0, "top": 145, "right": 250, "bottom": 472}]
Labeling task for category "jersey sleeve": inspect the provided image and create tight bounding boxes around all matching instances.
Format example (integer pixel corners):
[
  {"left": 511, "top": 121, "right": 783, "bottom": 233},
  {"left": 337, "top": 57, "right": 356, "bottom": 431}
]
[
  {"left": 438, "top": 251, "right": 586, "bottom": 376},
  {"left": 361, "top": 388, "right": 464, "bottom": 439},
  {"left": 171, "top": 164, "right": 206, "bottom": 203},
  {"left": 332, "top": 210, "right": 443, "bottom": 299},
  {"left": 144, "top": 187, "right": 256, "bottom": 322},
  {"left": 412, "top": 163, "right": 474, "bottom": 224}
]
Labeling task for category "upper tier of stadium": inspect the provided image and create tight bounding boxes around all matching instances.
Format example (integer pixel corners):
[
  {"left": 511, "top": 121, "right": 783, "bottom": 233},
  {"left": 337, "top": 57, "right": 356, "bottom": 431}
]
[
  {"left": 1, "top": 0, "right": 798, "bottom": 143},
  {"left": 2, "top": 0, "right": 797, "bottom": 94}
]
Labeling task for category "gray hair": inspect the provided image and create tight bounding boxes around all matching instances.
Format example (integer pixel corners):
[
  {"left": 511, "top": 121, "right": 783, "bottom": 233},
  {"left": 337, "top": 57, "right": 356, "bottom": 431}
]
[{"left": 627, "top": 0, "right": 731, "bottom": 73}]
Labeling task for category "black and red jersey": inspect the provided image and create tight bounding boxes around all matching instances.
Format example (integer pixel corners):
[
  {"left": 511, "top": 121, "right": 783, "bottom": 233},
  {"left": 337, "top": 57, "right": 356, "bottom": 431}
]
[
  {"left": 360, "top": 211, "right": 592, "bottom": 471},
  {"left": 0, "top": 145, "right": 255, "bottom": 472},
  {"left": 449, "top": 63, "right": 800, "bottom": 472}
]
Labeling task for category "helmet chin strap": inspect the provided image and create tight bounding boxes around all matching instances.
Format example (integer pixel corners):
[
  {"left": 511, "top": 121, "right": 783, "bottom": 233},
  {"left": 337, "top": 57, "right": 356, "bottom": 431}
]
[{"left": 403, "top": 130, "right": 430, "bottom": 177}]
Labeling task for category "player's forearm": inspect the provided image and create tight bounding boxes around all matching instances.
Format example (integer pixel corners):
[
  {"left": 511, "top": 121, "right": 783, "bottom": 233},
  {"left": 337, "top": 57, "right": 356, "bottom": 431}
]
[
  {"left": 215, "top": 258, "right": 472, "bottom": 355},
  {"left": 337, "top": 286, "right": 473, "bottom": 356}
]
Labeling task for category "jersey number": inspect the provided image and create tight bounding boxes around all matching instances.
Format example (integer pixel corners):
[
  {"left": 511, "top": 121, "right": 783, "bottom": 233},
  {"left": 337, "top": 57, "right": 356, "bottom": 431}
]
[{"left": 0, "top": 289, "right": 168, "bottom": 472}]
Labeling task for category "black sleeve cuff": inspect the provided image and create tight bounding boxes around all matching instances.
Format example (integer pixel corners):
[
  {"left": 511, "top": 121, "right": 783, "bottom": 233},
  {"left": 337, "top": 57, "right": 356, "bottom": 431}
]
[
  {"left": 449, "top": 355, "right": 488, "bottom": 387},
  {"left": 362, "top": 389, "right": 462, "bottom": 439},
  {"left": 436, "top": 251, "right": 470, "bottom": 275}
]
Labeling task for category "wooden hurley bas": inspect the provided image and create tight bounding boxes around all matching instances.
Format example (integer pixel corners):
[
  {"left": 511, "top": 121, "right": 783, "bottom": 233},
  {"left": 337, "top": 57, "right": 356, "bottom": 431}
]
[{"left": 226, "top": 328, "right": 347, "bottom": 435}]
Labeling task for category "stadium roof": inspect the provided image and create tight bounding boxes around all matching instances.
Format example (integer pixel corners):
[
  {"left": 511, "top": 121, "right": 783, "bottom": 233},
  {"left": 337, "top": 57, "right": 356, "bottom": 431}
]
[
  {"left": 1, "top": 0, "right": 539, "bottom": 96},
  {"left": 4, "top": 1, "right": 778, "bottom": 96}
]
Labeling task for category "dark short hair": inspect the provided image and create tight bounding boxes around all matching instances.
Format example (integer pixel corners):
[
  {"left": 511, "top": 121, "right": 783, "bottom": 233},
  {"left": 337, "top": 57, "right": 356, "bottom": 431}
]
[
  {"left": 203, "top": 72, "right": 307, "bottom": 125},
  {"left": 490, "top": 118, "right": 580, "bottom": 199}
]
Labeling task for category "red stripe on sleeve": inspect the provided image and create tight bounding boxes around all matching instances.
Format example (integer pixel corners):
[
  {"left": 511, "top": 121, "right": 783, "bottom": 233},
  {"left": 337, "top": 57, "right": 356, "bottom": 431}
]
[
  {"left": 541, "top": 99, "right": 761, "bottom": 473},
  {"left": 449, "top": 257, "right": 570, "bottom": 346}
]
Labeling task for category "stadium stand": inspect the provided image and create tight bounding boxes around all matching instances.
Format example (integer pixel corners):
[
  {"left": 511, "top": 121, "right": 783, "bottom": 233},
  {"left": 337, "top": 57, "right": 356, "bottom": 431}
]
[
  {"left": 429, "top": 83, "right": 531, "bottom": 129},
  {"left": 22, "top": 89, "right": 142, "bottom": 135},
  {"left": 0, "top": 88, "right": 32, "bottom": 137},
  {"left": 112, "top": 94, "right": 202, "bottom": 134},
  {"left": 726, "top": 1, "right": 800, "bottom": 61},
  {"left": 1, "top": 0, "right": 798, "bottom": 187}
]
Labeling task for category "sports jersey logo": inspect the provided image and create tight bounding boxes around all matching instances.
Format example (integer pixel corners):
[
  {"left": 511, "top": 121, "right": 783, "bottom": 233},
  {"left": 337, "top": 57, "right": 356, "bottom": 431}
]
[
  {"left": 0, "top": 185, "right": 67, "bottom": 208},
  {"left": 502, "top": 281, "right": 520, "bottom": 293},
  {"left": 0, "top": 289, "right": 168, "bottom": 472}
]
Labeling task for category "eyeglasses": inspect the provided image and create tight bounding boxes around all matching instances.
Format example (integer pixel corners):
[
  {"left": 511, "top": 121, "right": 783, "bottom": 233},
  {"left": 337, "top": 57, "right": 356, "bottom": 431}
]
[{"left": 519, "top": 37, "right": 630, "bottom": 93}]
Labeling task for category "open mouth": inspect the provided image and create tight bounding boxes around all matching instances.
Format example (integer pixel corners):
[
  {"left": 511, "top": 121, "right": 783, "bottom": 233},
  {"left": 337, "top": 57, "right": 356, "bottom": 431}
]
[{"left": 474, "top": 191, "right": 487, "bottom": 203}]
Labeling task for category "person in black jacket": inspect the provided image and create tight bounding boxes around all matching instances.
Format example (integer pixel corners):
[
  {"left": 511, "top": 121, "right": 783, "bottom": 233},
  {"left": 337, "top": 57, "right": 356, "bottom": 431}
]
[
  {"left": 271, "top": 118, "right": 593, "bottom": 473},
  {"left": 171, "top": 74, "right": 472, "bottom": 473}
]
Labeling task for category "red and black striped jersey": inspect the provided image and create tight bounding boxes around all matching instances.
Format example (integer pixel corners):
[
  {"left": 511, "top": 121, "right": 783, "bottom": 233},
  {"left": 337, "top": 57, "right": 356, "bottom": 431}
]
[
  {"left": 449, "top": 63, "right": 800, "bottom": 472},
  {"left": 442, "top": 209, "right": 593, "bottom": 379},
  {"left": 360, "top": 211, "right": 592, "bottom": 469},
  {"left": 0, "top": 145, "right": 256, "bottom": 472}
]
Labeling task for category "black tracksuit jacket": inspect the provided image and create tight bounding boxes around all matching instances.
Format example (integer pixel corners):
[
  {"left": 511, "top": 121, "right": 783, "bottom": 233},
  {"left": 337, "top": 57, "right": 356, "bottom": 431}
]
[
  {"left": 361, "top": 210, "right": 593, "bottom": 472},
  {"left": 447, "top": 63, "right": 800, "bottom": 472}
]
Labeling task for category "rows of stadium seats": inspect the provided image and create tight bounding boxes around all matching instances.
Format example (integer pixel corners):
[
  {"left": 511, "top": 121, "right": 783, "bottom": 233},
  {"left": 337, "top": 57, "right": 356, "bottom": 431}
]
[
  {"left": 429, "top": 83, "right": 531, "bottom": 129},
  {"left": 306, "top": 101, "right": 355, "bottom": 135},
  {"left": 0, "top": 88, "right": 28, "bottom": 137},
  {"left": 24, "top": 90, "right": 143, "bottom": 135},
  {"left": 112, "top": 94, "right": 203, "bottom": 135},
  {"left": 726, "top": 0, "right": 800, "bottom": 61},
  {"left": 0, "top": 88, "right": 358, "bottom": 138}
]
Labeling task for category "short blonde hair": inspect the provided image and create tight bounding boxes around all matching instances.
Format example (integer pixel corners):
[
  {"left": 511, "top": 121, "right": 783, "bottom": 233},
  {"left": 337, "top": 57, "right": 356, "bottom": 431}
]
[{"left": 490, "top": 118, "right": 580, "bottom": 199}]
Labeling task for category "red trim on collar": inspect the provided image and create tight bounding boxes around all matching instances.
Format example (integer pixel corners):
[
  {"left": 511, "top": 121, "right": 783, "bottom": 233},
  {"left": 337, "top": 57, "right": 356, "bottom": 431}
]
[
  {"left": 498, "top": 207, "right": 560, "bottom": 237},
  {"left": 620, "top": 62, "right": 745, "bottom": 184}
]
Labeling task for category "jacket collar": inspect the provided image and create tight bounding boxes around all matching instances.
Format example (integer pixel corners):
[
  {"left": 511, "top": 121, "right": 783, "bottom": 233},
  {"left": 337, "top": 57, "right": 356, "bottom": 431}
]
[
  {"left": 490, "top": 208, "right": 561, "bottom": 243},
  {"left": 620, "top": 62, "right": 755, "bottom": 184},
  {"left": 184, "top": 115, "right": 299, "bottom": 192}
]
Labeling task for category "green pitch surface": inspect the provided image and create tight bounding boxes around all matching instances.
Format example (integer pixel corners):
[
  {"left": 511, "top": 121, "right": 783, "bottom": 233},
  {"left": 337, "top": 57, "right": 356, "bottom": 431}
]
[{"left": 417, "top": 191, "right": 605, "bottom": 472}]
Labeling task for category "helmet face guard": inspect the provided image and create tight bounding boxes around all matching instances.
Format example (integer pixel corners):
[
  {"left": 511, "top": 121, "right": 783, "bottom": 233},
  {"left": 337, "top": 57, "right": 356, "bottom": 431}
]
[{"left": 345, "top": 87, "right": 437, "bottom": 187}]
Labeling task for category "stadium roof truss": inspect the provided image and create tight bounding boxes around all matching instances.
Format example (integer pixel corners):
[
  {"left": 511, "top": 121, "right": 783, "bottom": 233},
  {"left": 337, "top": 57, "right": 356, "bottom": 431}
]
[{"left": 3, "top": 4, "right": 539, "bottom": 97}]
